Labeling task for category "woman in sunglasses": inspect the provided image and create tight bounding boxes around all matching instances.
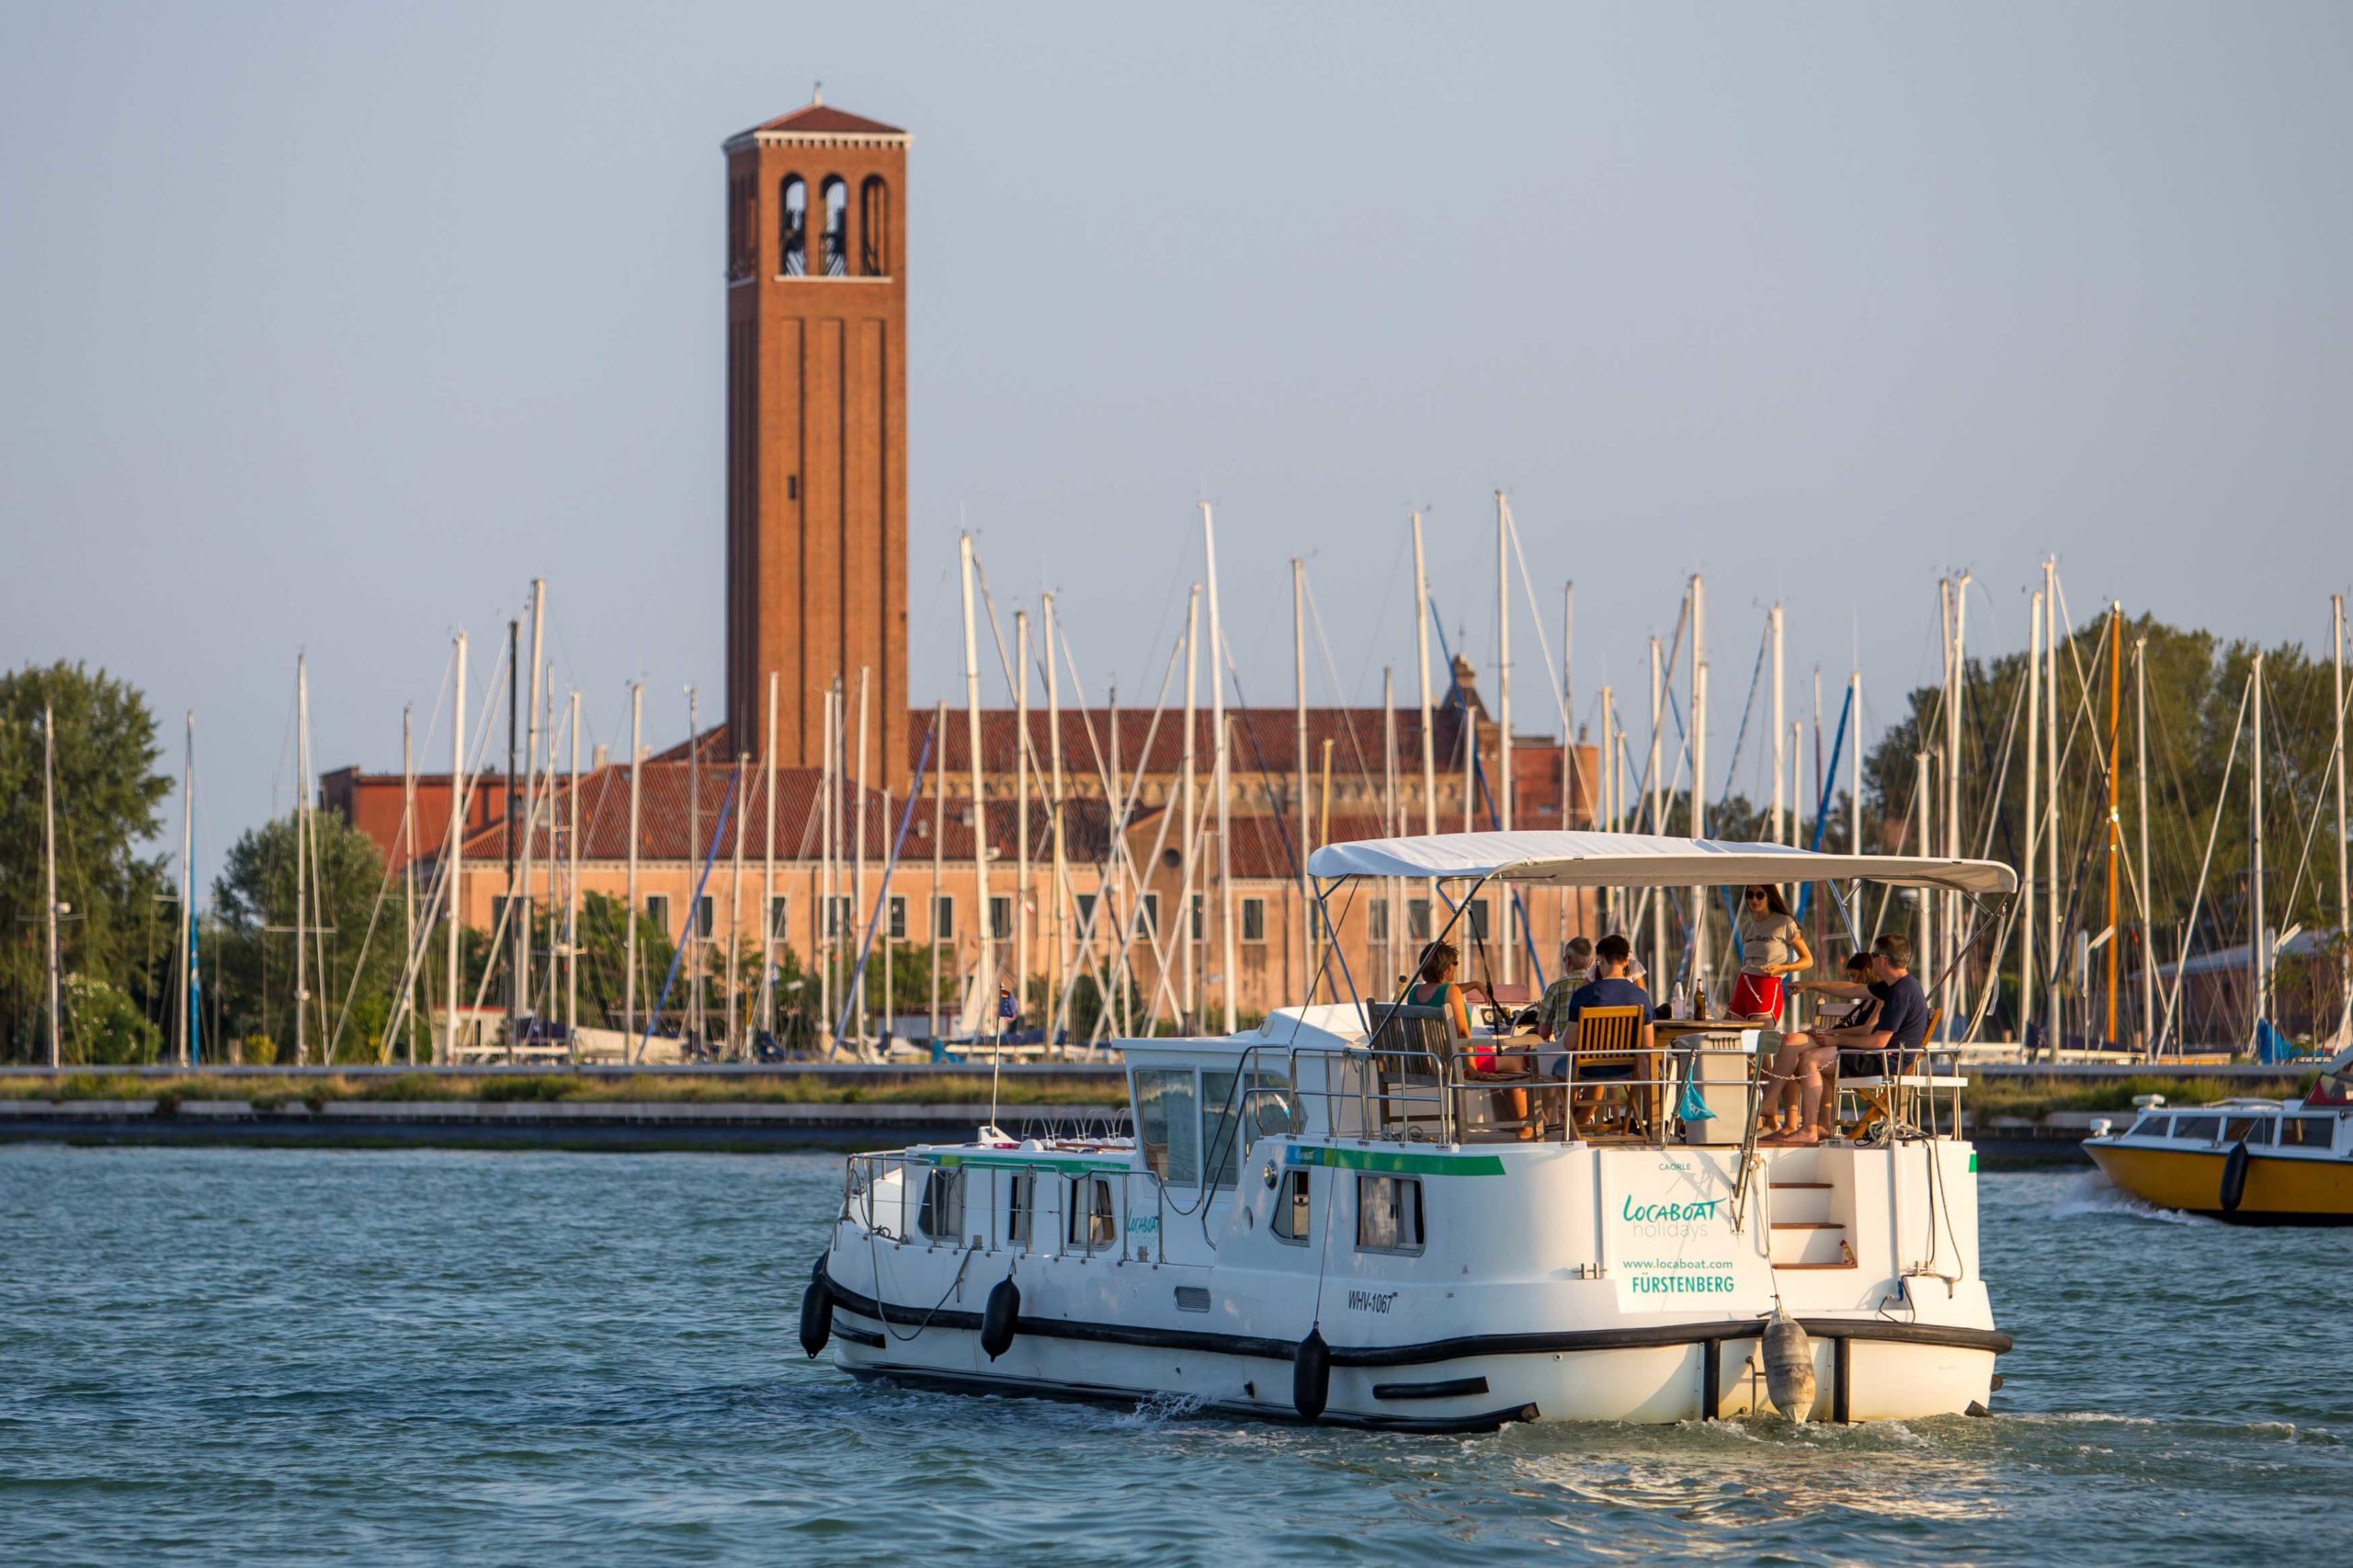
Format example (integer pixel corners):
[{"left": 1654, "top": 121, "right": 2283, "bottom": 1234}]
[{"left": 1731, "top": 885, "right": 1811, "bottom": 1021}]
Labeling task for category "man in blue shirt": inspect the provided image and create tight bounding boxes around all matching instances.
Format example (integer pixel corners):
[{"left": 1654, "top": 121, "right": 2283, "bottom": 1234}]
[
  {"left": 1548, "top": 934, "right": 1660, "bottom": 1135},
  {"left": 1764, "top": 933, "right": 1928, "bottom": 1145}
]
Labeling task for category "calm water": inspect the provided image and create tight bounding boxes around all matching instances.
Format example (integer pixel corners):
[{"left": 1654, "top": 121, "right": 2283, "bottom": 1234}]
[{"left": 0, "top": 1146, "right": 2341, "bottom": 1566}]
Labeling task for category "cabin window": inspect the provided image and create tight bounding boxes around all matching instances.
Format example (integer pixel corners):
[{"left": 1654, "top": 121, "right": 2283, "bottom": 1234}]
[
  {"left": 2129, "top": 1114, "right": 2168, "bottom": 1137},
  {"left": 1067, "top": 1176, "right": 1117, "bottom": 1249},
  {"left": 1273, "top": 1169, "right": 1311, "bottom": 1244},
  {"left": 1356, "top": 1174, "right": 1425, "bottom": 1255},
  {"left": 1135, "top": 1069, "right": 1200, "bottom": 1187},
  {"left": 2172, "top": 1115, "right": 2221, "bottom": 1143},
  {"left": 1006, "top": 1172, "right": 1034, "bottom": 1246},
  {"left": 1202, "top": 1071, "right": 1245, "bottom": 1189},
  {"left": 2242, "top": 1119, "right": 2278, "bottom": 1146},
  {"left": 2282, "top": 1116, "right": 2337, "bottom": 1148},
  {"left": 1242, "top": 898, "right": 1267, "bottom": 943},
  {"left": 916, "top": 1167, "right": 963, "bottom": 1242},
  {"left": 2222, "top": 1117, "right": 2261, "bottom": 1144},
  {"left": 1243, "top": 1071, "right": 1302, "bottom": 1147}
]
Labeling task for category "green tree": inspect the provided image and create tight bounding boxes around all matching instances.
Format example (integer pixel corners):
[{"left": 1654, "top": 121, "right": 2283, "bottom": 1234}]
[
  {"left": 0, "top": 663, "right": 173, "bottom": 1061},
  {"left": 210, "top": 810, "right": 402, "bottom": 1062}
]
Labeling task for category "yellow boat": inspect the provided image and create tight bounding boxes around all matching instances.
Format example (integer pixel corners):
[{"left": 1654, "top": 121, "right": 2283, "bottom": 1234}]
[{"left": 2083, "top": 1095, "right": 2353, "bottom": 1224}]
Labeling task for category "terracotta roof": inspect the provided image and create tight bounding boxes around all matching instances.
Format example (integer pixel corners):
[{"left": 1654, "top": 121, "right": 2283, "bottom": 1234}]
[
  {"left": 744, "top": 101, "right": 906, "bottom": 139},
  {"left": 441, "top": 761, "right": 1115, "bottom": 869}
]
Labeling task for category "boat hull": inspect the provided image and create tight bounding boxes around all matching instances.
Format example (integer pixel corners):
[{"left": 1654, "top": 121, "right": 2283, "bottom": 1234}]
[{"left": 2086, "top": 1139, "right": 2353, "bottom": 1224}]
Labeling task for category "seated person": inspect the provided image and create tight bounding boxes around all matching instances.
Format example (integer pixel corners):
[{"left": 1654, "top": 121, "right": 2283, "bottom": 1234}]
[
  {"left": 1758, "top": 950, "right": 1876, "bottom": 1136},
  {"left": 1550, "top": 934, "right": 1661, "bottom": 1133},
  {"left": 1731, "top": 885, "right": 1812, "bottom": 1021},
  {"left": 1408, "top": 940, "right": 1537, "bottom": 1138},
  {"left": 1760, "top": 934, "right": 1930, "bottom": 1146},
  {"left": 1535, "top": 937, "right": 1596, "bottom": 1046}
]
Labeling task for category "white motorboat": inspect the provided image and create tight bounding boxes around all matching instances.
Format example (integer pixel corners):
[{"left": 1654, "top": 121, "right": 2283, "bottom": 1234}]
[{"left": 801, "top": 831, "right": 2018, "bottom": 1428}]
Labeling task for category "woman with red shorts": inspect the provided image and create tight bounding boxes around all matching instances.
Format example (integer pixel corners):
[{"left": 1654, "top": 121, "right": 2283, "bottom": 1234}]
[{"left": 1730, "top": 885, "right": 1811, "bottom": 1020}]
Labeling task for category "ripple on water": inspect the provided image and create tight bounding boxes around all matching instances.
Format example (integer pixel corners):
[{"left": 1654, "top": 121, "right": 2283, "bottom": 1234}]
[{"left": 2, "top": 1150, "right": 2349, "bottom": 1565}]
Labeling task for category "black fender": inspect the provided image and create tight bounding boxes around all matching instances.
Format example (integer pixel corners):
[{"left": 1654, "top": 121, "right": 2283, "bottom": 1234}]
[
  {"left": 2220, "top": 1142, "right": 2251, "bottom": 1214},
  {"left": 799, "top": 1255, "right": 835, "bottom": 1358},
  {"left": 1292, "top": 1326, "right": 1331, "bottom": 1421},
  {"left": 981, "top": 1277, "right": 1021, "bottom": 1361}
]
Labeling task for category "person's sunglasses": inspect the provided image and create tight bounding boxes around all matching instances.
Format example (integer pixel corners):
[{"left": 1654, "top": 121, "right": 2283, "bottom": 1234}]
[{"left": 1746, "top": 891, "right": 1768, "bottom": 902}]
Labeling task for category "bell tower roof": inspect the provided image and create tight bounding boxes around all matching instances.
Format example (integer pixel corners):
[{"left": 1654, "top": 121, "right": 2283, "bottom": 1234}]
[{"left": 735, "top": 97, "right": 908, "bottom": 144}]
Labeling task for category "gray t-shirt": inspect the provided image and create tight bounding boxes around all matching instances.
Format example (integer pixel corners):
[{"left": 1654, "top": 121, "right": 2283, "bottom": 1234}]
[{"left": 1738, "top": 910, "right": 1802, "bottom": 973}]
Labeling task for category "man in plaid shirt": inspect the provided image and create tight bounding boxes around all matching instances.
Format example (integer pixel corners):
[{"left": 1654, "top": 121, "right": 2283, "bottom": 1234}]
[{"left": 1536, "top": 937, "right": 1595, "bottom": 1041}]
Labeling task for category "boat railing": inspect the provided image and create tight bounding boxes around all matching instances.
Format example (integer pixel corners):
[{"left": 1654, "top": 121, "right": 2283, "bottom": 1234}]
[{"left": 843, "top": 1148, "right": 1169, "bottom": 1265}]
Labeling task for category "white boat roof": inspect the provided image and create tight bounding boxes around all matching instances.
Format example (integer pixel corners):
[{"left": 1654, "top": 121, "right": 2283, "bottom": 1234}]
[{"left": 1305, "top": 830, "right": 2017, "bottom": 896}]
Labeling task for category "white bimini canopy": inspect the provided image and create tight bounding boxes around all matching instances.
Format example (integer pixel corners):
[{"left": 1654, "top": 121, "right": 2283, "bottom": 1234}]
[{"left": 1306, "top": 830, "right": 2017, "bottom": 896}]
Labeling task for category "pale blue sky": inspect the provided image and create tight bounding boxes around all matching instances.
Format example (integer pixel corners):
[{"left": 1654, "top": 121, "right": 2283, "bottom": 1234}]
[{"left": 3, "top": 3, "right": 2348, "bottom": 866}]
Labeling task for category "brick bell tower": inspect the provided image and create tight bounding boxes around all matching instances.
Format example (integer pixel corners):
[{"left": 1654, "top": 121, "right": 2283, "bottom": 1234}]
[{"left": 723, "top": 95, "right": 909, "bottom": 783}]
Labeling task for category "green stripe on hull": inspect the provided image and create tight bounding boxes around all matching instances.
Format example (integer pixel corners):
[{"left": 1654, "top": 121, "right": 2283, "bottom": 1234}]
[{"left": 1285, "top": 1144, "right": 1507, "bottom": 1176}]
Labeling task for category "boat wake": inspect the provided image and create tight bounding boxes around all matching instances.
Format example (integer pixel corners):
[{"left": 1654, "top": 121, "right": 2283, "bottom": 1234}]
[{"left": 2050, "top": 1171, "right": 2217, "bottom": 1227}]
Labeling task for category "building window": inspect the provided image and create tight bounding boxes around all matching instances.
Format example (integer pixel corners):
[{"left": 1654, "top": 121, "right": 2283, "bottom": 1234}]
[
  {"left": 1138, "top": 892, "right": 1160, "bottom": 937},
  {"left": 778, "top": 174, "right": 806, "bottom": 274},
  {"left": 933, "top": 894, "right": 954, "bottom": 941},
  {"left": 1368, "top": 898, "right": 1390, "bottom": 944},
  {"left": 989, "top": 896, "right": 1013, "bottom": 940},
  {"left": 887, "top": 895, "right": 907, "bottom": 940},
  {"left": 1241, "top": 898, "right": 1267, "bottom": 943},
  {"left": 1408, "top": 898, "right": 1432, "bottom": 942},
  {"left": 825, "top": 895, "right": 853, "bottom": 940},
  {"left": 492, "top": 895, "right": 527, "bottom": 937},
  {"left": 643, "top": 894, "right": 671, "bottom": 936},
  {"left": 1273, "top": 1170, "right": 1311, "bottom": 1244},
  {"left": 694, "top": 895, "right": 715, "bottom": 940},
  {"left": 858, "top": 175, "right": 891, "bottom": 276},
  {"left": 786, "top": 474, "right": 799, "bottom": 501},
  {"left": 1463, "top": 899, "right": 1489, "bottom": 942},
  {"left": 766, "top": 895, "right": 789, "bottom": 947},
  {"left": 1075, "top": 891, "right": 1097, "bottom": 931},
  {"left": 1356, "top": 1174, "right": 1425, "bottom": 1255},
  {"left": 1189, "top": 893, "right": 1203, "bottom": 941},
  {"left": 820, "top": 176, "right": 847, "bottom": 275}
]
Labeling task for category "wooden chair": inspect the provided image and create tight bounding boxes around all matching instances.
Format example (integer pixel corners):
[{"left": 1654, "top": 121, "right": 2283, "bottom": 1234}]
[{"left": 1563, "top": 1006, "right": 1652, "bottom": 1139}]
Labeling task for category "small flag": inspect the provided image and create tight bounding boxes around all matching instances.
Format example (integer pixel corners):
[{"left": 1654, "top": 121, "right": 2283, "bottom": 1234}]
[{"left": 998, "top": 988, "right": 1017, "bottom": 1020}]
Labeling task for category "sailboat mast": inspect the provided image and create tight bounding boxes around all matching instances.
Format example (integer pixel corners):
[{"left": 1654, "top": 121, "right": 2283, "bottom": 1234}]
[
  {"left": 2024, "top": 591, "right": 2041, "bottom": 1051},
  {"left": 1649, "top": 636, "right": 1665, "bottom": 978},
  {"left": 1495, "top": 494, "right": 1514, "bottom": 985},
  {"left": 687, "top": 685, "right": 701, "bottom": 1043},
  {"left": 520, "top": 581, "right": 545, "bottom": 1038},
  {"left": 855, "top": 666, "right": 871, "bottom": 1049},
  {"left": 1413, "top": 508, "right": 1438, "bottom": 846},
  {"left": 624, "top": 682, "right": 642, "bottom": 1048},
  {"left": 295, "top": 653, "right": 311, "bottom": 1065},
  {"left": 1293, "top": 559, "right": 1311, "bottom": 998},
  {"left": 1044, "top": 597, "right": 1066, "bottom": 1046},
  {"left": 1181, "top": 587, "right": 1199, "bottom": 1028},
  {"left": 932, "top": 698, "right": 949, "bottom": 1047},
  {"left": 566, "top": 689, "right": 580, "bottom": 1042},
  {"left": 1017, "top": 612, "right": 1033, "bottom": 1036},
  {"left": 44, "top": 699, "right": 61, "bottom": 1069},
  {"left": 403, "top": 704, "right": 416, "bottom": 1063},
  {"left": 1948, "top": 574, "right": 1970, "bottom": 1033},
  {"left": 727, "top": 749, "right": 747, "bottom": 1051},
  {"left": 176, "top": 710, "right": 194, "bottom": 1067},
  {"left": 443, "top": 634, "right": 467, "bottom": 1066},
  {"left": 2134, "top": 636, "right": 2152, "bottom": 1056},
  {"left": 761, "top": 670, "right": 777, "bottom": 1035},
  {"left": 2253, "top": 649, "right": 2268, "bottom": 1041},
  {"left": 2336, "top": 593, "right": 2350, "bottom": 1044},
  {"left": 1688, "top": 575, "right": 1706, "bottom": 994},
  {"left": 960, "top": 535, "right": 994, "bottom": 1027},
  {"left": 1204, "top": 504, "right": 1237, "bottom": 1034},
  {"left": 2042, "top": 562, "right": 2060, "bottom": 1057},
  {"left": 1383, "top": 665, "right": 1400, "bottom": 984},
  {"left": 2105, "top": 602, "right": 2123, "bottom": 1046},
  {"left": 1770, "top": 604, "right": 1786, "bottom": 848}
]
